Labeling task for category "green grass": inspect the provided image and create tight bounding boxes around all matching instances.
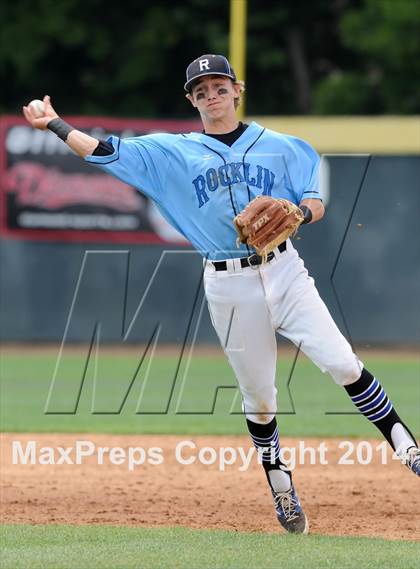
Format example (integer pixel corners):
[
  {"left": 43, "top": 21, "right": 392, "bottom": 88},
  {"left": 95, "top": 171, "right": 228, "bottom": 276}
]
[
  {"left": 1, "top": 525, "right": 419, "bottom": 569},
  {"left": 1, "top": 350, "right": 419, "bottom": 436}
]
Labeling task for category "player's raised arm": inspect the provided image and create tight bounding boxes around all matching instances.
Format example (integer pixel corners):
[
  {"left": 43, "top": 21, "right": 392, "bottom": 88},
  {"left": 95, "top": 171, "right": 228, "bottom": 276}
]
[{"left": 22, "top": 95, "right": 99, "bottom": 158}]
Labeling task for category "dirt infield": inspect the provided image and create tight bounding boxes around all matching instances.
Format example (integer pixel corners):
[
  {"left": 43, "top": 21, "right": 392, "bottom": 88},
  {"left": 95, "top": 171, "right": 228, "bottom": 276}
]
[{"left": 1, "top": 434, "right": 419, "bottom": 541}]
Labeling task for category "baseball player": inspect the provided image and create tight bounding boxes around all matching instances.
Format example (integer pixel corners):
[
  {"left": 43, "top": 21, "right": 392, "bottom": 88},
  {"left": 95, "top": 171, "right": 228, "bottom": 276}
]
[{"left": 23, "top": 54, "right": 419, "bottom": 535}]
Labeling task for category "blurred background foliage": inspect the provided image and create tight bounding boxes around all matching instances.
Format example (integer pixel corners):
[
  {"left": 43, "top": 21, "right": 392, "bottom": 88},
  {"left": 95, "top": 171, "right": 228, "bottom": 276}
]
[{"left": 0, "top": 0, "right": 419, "bottom": 117}]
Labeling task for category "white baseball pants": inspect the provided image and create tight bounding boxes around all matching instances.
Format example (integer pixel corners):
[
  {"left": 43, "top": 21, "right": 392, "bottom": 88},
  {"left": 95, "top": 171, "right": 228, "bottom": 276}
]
[{"left": 203, "top": 240, "right": 363, "bottom": 424}]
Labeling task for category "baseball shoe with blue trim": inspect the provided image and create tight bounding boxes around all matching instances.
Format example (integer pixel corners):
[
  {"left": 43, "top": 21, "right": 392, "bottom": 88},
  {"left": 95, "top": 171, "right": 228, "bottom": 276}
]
[
  {"left": 404, "top": 447, "right": 420, "bottom": 476},
  {"left": 271, "top": 485, "right": 309, "bottom": 534}
]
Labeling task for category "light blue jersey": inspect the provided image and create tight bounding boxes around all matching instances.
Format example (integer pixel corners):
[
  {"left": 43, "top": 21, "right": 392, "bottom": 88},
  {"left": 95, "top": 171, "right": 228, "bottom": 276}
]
[{"left": 85, "top": 121, "right": 320, "bottom": 260}]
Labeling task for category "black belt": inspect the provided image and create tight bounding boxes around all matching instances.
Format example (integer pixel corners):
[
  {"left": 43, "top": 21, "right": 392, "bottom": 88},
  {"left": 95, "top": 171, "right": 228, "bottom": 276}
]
[{"left": 212, "top": 242, "right": 286, "bottom": 271}]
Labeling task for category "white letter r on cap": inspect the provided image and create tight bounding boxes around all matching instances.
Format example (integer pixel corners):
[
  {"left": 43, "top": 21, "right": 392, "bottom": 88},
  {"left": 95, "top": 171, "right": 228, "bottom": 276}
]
[{"left": 199, "top": 59, "right": 210, "bottom": 71}]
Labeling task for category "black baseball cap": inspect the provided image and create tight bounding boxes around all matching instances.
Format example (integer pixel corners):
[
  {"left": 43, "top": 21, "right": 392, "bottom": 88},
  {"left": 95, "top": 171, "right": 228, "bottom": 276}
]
[{"left": 184, "top": 54, "right": 236, "bottom": 92}]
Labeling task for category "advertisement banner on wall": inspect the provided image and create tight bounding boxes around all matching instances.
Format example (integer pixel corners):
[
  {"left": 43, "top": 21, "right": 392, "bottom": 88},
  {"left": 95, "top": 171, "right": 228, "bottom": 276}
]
[{"left": 0, "top": 116, "right": 200, "bottom": 243}]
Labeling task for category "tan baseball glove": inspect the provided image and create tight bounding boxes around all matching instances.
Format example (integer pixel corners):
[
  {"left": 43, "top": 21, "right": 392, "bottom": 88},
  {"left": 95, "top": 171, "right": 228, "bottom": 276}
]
[{"left": 233, "top": 196, "right": 304, "bottom": 261}]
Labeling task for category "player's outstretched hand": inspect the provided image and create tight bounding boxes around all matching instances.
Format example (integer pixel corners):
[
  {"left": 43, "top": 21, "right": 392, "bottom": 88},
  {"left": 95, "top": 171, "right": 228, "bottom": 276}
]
[{"left": 22, "top": 95, "right": 59, "bottom": 130}]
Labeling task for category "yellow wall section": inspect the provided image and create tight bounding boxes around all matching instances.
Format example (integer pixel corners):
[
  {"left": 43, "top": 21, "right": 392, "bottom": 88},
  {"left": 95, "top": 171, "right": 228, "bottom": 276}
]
[{"left": 246, "top": 116, "right": 420, "bottom": 154}]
